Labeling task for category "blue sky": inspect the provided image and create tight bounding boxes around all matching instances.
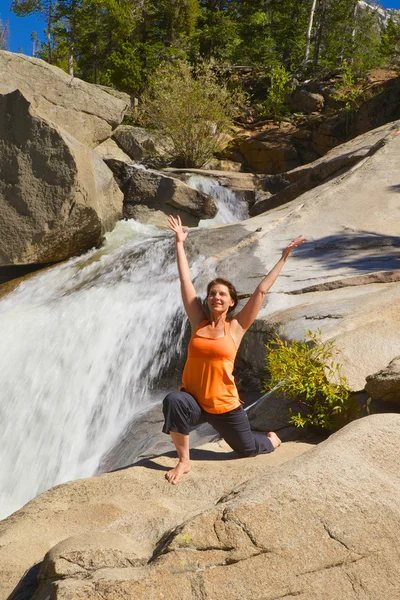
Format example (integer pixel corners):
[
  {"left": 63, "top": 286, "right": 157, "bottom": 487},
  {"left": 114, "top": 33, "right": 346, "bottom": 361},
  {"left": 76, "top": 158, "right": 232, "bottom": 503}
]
[{"left": 2, "top": 0, "right": 400, "bottom": 55}]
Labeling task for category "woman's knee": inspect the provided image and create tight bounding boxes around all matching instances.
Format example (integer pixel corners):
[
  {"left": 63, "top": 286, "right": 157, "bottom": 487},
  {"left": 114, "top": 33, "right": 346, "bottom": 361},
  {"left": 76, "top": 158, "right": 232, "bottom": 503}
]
[{"left": 163, "top": 391, "right": 186, "bottom": 413}]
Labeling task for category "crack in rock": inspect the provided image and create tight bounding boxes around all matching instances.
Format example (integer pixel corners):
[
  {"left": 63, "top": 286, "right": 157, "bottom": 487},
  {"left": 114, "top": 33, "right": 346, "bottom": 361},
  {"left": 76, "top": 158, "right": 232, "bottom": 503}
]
[
  {"left": 298, "top": 552, "right": 369, "bottom": 577},
  {"left": 322, "top": 523, "right": 352, "bottom": 551},
  {"left": 190, "top": 574, "right": 207, "bottom": 600},
  {"left": 285, "top": 270, "right": 400, "bottom": 295},
  {"left": 304, "top": 314, "right": 343, "bottom": 320},
  {"left": 222, "top": 509, "right": 268, "bottom": 552}
]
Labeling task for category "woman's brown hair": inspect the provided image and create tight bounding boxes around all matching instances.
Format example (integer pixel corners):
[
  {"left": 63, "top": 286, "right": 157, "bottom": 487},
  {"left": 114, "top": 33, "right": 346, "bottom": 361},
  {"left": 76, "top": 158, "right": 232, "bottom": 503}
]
[{"left": 206, "top": 278, "right": 238, "bottom": 313}]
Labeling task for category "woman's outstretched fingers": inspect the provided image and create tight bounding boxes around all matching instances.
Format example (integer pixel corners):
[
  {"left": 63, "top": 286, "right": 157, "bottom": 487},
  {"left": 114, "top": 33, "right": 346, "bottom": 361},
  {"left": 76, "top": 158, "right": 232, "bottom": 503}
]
[
  {"left": 281, "top": 235, "right": 307, "bottom": 260},
  {"left": 168, "top": 214, "right": 188, "bottom": 243}
]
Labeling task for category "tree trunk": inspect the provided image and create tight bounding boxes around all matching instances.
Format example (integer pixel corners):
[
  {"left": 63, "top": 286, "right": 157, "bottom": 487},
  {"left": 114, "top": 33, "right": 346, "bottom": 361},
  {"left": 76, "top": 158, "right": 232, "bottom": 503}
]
[
  {"left": 304, "top": 0, "right": 318, "bottom": 66},
  {"left": 68, "top": 0, "right": 76, "bottom": 76},
  {"left": 312, "top": 0, "right": 327, "bottom": 67},
  {"left": 47, "top": 0, "right": 52, "bottom": 63}
]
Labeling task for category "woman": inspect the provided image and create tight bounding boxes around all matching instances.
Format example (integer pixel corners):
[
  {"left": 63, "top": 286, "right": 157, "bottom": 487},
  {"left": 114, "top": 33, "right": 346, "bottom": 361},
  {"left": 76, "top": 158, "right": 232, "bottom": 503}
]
[{"left": 163, "top": 215, "right": 306, "bottom": 484}]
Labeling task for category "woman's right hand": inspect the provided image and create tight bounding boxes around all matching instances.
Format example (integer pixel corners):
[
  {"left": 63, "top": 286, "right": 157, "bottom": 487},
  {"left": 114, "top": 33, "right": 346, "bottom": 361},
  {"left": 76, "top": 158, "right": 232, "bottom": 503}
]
[{"left": 168, "top": 215, "right": 188, "bottom": 243}]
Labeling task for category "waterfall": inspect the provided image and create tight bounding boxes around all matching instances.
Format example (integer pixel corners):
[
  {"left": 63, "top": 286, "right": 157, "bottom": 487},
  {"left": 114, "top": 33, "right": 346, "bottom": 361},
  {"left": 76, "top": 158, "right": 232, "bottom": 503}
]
[
  {"left": 0, "top": 220, "right": 213, "bottom": 519},
  {"left": 0, "top": 173, "right": 250, "bottom": 519},
  {"left": 185, "top": 175, "right": 249, "bottom": 226}
]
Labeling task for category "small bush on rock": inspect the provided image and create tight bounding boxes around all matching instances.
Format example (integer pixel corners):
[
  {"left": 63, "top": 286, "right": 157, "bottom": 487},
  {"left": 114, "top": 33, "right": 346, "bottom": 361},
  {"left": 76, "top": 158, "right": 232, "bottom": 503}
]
[
  {"left": 140, "top": 61, "right": 241, "bottom": 168},
  {"left": 264, "top": 330, "right": 358, "bottom": 431}
]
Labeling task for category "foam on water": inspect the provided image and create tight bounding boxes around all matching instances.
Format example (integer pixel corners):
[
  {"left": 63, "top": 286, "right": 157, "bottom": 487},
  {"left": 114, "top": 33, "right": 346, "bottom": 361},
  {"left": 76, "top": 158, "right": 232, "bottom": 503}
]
[
  {"left": 186, "top": 175, "right": 249, "bottom": 226},
  {"left": 0, "top": 221, "right": 209, "bottom": 518},
  {"left": 0, "top": 174, "right": 249, "bottom": 518}
]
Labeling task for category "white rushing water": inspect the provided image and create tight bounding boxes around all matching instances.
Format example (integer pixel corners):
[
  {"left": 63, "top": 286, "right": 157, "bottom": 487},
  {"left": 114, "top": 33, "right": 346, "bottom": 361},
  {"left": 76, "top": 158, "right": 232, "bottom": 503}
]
[
  {"left": 0, "top": 178, "right": 247, "bottom": 519},
  {"left": 0, "top": 221, "right": 211, "bottom": 518},
  {"left": 186, "top": 175, "right": 249, "bottom": 226}
]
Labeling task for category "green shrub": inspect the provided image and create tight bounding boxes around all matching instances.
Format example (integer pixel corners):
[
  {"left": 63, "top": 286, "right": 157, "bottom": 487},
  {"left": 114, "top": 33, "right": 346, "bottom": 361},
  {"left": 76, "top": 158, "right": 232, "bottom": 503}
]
[
  {"left": 331, "top": 62, "right": 368, "bottom": 133},
  {"left": 263, "top": 63, "right": 293, "bottom": 124},
  {"left": 264, "top": 330, "right": 358, "bottom": 431},
  {"left": 140, "top": 60, "right": 242, "bottom": 168}
]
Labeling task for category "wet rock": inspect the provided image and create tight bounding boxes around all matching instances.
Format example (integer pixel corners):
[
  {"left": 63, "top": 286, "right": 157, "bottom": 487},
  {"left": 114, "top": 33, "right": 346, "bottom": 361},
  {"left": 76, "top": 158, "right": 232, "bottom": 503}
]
[{"left": 122, "top": 166, "right": 217, "bottom": 227}]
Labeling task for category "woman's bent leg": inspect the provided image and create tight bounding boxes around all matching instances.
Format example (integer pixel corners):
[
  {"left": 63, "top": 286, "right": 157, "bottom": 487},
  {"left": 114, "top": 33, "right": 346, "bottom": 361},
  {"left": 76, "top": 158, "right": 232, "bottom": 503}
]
[
  {"left": 162, "top": 391, "right": 204, "bottom": 484},
  {"left": 208, "top": 406, "right": 279, "bottom": 457}
]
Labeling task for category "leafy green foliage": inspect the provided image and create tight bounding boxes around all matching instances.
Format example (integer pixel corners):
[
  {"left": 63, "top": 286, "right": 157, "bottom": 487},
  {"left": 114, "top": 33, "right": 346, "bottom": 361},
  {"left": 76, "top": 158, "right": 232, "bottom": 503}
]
[
  {"left": 263, "top": 63, "right": 293, "bottom": 123},
  {"left": 103, "top": 41, "right": 143, "bottom": 94},
  {"left": 10, "top": 0, "right": 398, "bottom": 107},
  {"left": 140, "top": 61, "right": 241, "bottom": 167},
  {"left": 380, "top": 17, "right": 400, "bottom": 63},
  {"left": 264, "top": 330, "right": 358, "bottom": 431},
  {"left": 331, "top": 62, "right": 368, "bottom": 133},
  {"left": 331, "top": 62, "right": 367, "bottom": 110}
]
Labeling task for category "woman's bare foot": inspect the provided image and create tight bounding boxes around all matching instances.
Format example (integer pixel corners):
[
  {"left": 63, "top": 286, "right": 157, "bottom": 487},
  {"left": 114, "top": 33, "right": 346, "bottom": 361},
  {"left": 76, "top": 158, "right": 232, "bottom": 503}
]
[
  {"left": 267, "top": 431, "right": 282, "bottom": 449},
  {"left": 165, "top": 459, "right": 191, "bottom": 485}
]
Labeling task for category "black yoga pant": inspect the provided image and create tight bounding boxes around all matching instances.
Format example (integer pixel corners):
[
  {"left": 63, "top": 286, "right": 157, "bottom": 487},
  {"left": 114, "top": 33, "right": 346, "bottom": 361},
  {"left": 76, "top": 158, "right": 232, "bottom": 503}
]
[{"left": 162, "top": 390, "right": 274, "bottom": 457}]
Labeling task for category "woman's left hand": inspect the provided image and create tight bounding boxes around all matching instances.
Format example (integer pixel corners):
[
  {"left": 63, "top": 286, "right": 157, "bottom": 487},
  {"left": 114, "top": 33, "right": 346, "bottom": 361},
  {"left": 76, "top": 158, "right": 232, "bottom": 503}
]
[{"left": 281, "top": 235, "right": 307, "bottom": 261}]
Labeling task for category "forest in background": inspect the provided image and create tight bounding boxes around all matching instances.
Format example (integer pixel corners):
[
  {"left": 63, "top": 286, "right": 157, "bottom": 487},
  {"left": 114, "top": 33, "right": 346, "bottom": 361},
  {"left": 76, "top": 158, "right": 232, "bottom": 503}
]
[{"left": 2, "top": 0, "right": 400, "bottom": 97}]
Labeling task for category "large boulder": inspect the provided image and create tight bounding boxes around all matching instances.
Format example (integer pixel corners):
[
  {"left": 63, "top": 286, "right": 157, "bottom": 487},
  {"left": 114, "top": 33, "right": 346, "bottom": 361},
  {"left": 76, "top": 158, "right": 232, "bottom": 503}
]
[
  {"left": 112, "top": 125, "right": 173, "bottom": 168},
  {"left": 288, "top": 88, "right": 325, "bottom": 114},
  {"left": 239, "top": 132, "right": 300, "bottom": 174},
  {"left": 3, "top": 415, "right": 399, "bottom": 600},
  {"left": 0, "top": 437, "right": 311, "bottom": 600},
  {"left": 365, "top": 356, "right": 400, "bottom": 405},
  {"left": 0, "top": 89, "right": 123, "bottom": 265},
  {"left": 122, "top": 165, "right": 217, "bottom": 227},
  {"left": 0, "top": 50, "right": 129, "bottom": 148},
  {"left": 354, "top": 72, "right": 400, "bottom": 136}
]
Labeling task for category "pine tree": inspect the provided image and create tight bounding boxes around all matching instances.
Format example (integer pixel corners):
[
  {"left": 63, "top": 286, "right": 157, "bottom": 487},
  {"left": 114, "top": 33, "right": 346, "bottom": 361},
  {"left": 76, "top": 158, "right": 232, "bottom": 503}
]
[
  {"left": 11, "top": 0, "right": 54, "bottom": 62},
  {"left": 0, "top": 18, "right": 10, "bottom": 50}
]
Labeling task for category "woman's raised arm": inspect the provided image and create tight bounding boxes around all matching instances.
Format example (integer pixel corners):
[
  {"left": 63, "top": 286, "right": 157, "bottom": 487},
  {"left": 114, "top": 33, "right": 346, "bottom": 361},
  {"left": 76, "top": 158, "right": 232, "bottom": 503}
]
[
  {"left": 232, "top": 235, "right": 306, "bottom": 336},
  {"left": 168, "top": 215, "right": 207, "bottom": 329}
]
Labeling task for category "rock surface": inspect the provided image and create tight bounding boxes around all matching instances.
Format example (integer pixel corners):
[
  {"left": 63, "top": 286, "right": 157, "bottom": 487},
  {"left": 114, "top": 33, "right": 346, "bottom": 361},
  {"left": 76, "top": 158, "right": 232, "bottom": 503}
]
[
  {"left": 94, "top": 138, "right": 135, "bottom": 166},
  {"left": 0, "top": 437, "right": 312, "bottom": 600},
  {"left": 113, "top": 125, "right": 173, "bottom": 168},
  {"left": 365, "top": 356, "right": 400, "bottom": 404},
  {"left": 250, "top": 120, "right": 398, "bottom": 215},
  {"left": 239, "top": 132, "right": 300, "bottom": 174},
  {"left": 122, "top": 165, "right": 217, "bottom": 227},
  {"left": 3, "top": 414, "right": 399, "bottom": 600},
  {"left": 183, "top": 122, "right": 400, "bottom": 391},
  {"left": 288, "top": 88, "right": 325, "bottom": 114},
  {"left": 0, "top": 90, "right": 123, "bottom": 265},
  {"left": 0, "top": 50, "right": 128, "bottom": 148}
]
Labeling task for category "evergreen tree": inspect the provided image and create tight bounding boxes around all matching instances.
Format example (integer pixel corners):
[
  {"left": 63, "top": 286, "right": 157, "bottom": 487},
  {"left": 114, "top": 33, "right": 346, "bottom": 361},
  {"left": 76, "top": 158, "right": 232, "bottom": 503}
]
[
  {"left": 0, "top": 18, "right": 10, "bottom": 50},
  {"left": 11, "top": 0, "right": 54, "bottom": 62},
  {"left": 380, "top": 16, "right": 400, "bottom": 63}
]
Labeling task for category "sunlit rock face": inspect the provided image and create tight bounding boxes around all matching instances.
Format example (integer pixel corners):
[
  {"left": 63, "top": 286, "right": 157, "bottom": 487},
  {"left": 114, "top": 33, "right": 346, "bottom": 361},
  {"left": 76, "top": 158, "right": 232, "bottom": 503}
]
[
  {"left": 0, "top": 89, "right": 123, "bottom": 265},
  {"left": 185, "top": 122, "right": 400, "bottom": 391},
  {"left": 0, "top": 50, "right": 129, "bottom": 148},
  {"left": 2, "top": 415, "right": 399, "bottom": 600}
]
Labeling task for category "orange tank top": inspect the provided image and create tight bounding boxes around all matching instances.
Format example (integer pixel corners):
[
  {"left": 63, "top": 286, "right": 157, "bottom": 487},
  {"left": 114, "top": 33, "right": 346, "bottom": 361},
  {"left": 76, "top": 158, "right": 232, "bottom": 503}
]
[{"left": 181, "top": 320, "right": 241, "bottom": 414}]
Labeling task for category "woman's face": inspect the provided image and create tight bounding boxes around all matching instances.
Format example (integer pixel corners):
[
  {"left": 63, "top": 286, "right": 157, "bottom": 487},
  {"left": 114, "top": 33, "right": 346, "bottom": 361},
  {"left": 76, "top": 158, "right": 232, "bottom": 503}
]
[{"left": 207, "top": 284, "right": 234, "bottom": 314}]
